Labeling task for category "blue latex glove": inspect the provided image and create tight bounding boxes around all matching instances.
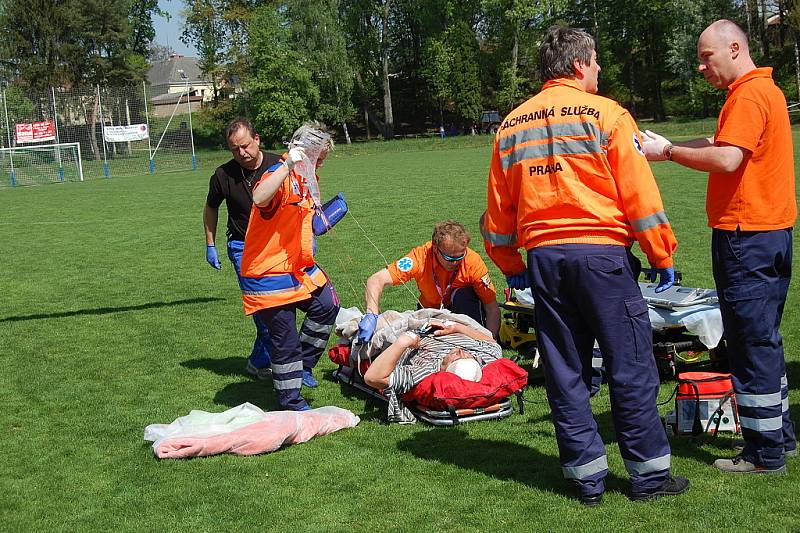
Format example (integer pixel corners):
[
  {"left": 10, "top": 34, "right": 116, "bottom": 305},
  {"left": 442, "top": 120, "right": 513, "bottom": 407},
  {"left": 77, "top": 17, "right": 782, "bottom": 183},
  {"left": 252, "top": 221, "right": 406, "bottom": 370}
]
[
  {"left": 206, "top": 244, "right": 222, "bottom": 270},
  {"left": 648, "top": 267, "right": 675, "bottom": 293},
  {"left": 505, "top": 271, "right": 530, "bottom": 290},
  {"left": 357, "top": 313, "right": 379, "bottom": 344}
]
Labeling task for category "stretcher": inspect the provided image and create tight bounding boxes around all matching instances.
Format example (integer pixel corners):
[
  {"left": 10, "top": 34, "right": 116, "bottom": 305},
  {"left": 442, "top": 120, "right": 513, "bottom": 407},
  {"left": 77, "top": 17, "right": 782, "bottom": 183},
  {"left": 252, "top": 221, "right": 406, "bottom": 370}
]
[
  {"left": 498, "top": 273, "right": 728, "bottom": 380},
  {"left": 331, "top": 360, "right": 517, "bottom": 426},
  {"left": 329, "top": 308, "right": 525, "bottom": 425}
]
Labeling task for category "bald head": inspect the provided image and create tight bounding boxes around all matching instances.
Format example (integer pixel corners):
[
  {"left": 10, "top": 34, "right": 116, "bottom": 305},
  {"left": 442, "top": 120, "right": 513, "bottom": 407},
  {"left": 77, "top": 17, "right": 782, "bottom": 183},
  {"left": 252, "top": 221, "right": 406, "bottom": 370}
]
[{"left": 697, "top": 19, "right": 756, "bottom": 89}]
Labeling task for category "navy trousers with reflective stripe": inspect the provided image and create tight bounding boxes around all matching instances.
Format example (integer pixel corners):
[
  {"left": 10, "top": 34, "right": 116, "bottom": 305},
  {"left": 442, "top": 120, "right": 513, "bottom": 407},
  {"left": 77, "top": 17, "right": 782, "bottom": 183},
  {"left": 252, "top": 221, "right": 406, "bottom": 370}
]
[
  {"left": 448, "top": 287, "right": 486, "bottom": 328},
  {"left": 528, "top": 245, "right": 670, "bottom": 495},
  {"left": 712, "top": 228, "right": 795, "bottom": 467},
  {"left": 227, "top": 240, "right": 273, "bottom": 368},
  {"left": 256, "top": 283, "right": 339, "bottom": 410}
]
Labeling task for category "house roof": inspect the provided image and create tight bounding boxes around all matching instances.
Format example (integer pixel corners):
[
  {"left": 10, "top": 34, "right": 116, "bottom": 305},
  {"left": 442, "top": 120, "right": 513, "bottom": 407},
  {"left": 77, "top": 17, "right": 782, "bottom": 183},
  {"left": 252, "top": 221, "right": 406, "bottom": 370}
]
[{"left": 147, "top": 55, "right": 206, "bottom": 86}]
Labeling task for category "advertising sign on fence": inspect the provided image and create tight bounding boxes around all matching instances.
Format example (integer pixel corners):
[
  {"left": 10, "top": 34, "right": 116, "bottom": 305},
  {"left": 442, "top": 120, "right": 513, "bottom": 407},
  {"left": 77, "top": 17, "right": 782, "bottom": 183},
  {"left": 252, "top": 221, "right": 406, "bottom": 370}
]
[
  {"left": 103, "top": 124, "right": 149, "bottom": 143},
  {"left": 15, "top": 121, "right": 56, "bottom": 143}
]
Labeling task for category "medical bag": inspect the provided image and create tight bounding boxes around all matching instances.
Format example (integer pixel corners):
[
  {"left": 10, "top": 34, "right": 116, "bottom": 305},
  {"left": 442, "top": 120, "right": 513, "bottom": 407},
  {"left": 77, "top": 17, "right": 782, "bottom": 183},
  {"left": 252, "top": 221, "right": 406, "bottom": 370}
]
[{"left": 664, "top": 371, "right": 740, "bottom": 436}]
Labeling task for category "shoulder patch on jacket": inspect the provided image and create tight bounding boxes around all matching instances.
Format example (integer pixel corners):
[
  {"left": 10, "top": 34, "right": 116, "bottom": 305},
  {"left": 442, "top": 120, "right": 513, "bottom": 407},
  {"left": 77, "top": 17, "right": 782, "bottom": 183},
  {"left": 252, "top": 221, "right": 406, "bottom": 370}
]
[{"left": 397, "top": 257, "right": 414, "bottom": 272}]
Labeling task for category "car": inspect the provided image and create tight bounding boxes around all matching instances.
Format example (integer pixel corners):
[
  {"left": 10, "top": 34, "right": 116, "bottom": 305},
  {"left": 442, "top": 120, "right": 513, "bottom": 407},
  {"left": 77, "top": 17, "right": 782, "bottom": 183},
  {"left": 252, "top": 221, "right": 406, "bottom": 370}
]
[{"left": 480, "top": 110, "right": 502, "bottom": 134}]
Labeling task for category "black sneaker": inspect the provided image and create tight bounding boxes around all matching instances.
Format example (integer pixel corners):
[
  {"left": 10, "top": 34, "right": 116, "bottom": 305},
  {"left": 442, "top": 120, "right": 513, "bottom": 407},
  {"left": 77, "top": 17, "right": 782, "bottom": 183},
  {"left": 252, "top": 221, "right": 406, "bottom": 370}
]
[{"left": 630, "top": 475, "right": 690, "bottom": 502}]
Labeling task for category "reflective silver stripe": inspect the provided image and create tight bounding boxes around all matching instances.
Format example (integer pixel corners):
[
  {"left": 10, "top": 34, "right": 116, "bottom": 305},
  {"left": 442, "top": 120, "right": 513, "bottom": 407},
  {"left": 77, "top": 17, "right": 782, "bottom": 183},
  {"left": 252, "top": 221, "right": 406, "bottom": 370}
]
[
  {"left": 499, "top": 122, "right": 606, "bottom": 152},
  {"left": 273, "top": 378, "right": 303, "bottom": 390},
  {"left": 501, "top": 138, "right": 602, "bottom": 169},
  {"left": 591, "top": 357, "right": 603, "bottom": 369},
  {"left": 303, "top": 318, "right": 333, "bottom": 335},
  {"left": 561, "top": 455, "right": 608, "bottom": 479},
  {"left": 740, "top": 415, "right": 783, "bottom": 432},
  {"left": 623, "top": 453, "right": 671, "bottom": 475},
  {"left": 272, "top": 361, "right": 303, "bottom": 374},
  {"left": 781, "top": 374, "right": 788, "bottom": 388},
  {"left": 631, "top": 211, "right": 669, "bottom": 233},
  {"left": 783, "top": 397, "right": 790, "bottom": 411},
  {"left": 299, "top": 333, "right": 328, "bottom": 348},
  {"left": 479, "top": 211, "right": 517, "bottom": 246},
  {"left": 736, "top": 391, "right": 782, "bottom": 408},
  {"left": 242, "top": 286, "right": 301, "bottom": 296},
  {"left": 481, "top": 227, "right": 516, "bottom": 246}
]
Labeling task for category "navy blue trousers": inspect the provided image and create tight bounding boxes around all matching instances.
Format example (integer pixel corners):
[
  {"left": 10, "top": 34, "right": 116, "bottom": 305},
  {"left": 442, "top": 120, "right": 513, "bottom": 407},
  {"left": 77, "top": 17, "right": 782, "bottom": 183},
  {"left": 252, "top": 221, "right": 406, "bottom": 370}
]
[
  {"left": 227, "top": 239, "right": 272, "bottom": 368},
  {"left": 712, "top": 228, "right": 796, "bottom": 467},
  {"left": 528, "top": 245, "right": 670, "bottom": 496},
  {"left": 449, "top": 286, "right": 486, "bottom": 328},
  {"left": 255, "top": 283, "right": 339, "bottom": 410}
]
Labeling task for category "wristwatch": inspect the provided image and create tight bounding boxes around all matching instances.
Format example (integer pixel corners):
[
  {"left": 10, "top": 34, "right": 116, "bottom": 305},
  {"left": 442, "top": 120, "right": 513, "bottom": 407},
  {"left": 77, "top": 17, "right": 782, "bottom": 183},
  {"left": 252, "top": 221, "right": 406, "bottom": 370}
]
[{"left": 663, "top": 144, "right": 674, "bottom": 161}]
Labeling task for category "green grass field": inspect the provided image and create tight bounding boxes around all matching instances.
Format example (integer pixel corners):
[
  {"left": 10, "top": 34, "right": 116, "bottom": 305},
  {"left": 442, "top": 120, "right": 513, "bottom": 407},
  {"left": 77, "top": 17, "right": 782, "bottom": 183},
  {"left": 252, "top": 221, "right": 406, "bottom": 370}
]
[{"left": 2, "top": 126, "right": 799, "bottom": 531}]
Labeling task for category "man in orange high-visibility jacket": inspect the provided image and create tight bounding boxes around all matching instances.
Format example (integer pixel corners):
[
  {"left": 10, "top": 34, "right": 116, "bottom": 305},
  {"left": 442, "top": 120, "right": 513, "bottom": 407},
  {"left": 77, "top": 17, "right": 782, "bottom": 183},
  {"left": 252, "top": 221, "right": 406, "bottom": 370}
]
[
  {"left": 641, "top": 20, "right": 797, "bottom": 474},
  {"left": 357, "top": 221, "right": 500, "bottom": 344},
  {"left": 482, "top": 27, "right": 688, "bottom": 505},
  {"left": 240, "top": 121, "right": 340, "bottom": 411}
]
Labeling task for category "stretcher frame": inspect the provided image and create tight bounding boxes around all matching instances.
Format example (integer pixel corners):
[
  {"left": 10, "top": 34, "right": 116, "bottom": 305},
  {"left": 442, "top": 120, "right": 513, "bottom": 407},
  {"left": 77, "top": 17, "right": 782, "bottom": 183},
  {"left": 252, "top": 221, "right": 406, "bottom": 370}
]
[
  {"left": 498, "top": 276, "right": 728, "bottom": 380},
  {"left": 330, "top": 350, "right": 522, "bottom": 426}
]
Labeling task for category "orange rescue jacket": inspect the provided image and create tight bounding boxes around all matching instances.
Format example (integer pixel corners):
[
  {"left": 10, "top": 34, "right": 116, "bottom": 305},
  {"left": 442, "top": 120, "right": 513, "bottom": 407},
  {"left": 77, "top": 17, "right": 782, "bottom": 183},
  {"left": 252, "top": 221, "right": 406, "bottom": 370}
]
[
  {"left": 482, "top": 78, "right": 677, "bottom": 274},
  {"left": 240, "top": 163, "right": 327, "bottom": 314}
]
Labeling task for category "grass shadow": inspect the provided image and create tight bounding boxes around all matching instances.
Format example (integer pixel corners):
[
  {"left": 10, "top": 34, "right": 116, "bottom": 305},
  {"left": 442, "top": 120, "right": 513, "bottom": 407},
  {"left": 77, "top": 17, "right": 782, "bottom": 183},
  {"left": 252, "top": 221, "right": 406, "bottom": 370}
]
[
  {"left": 212, "top": 380, "right": 283, "bottom": 412},
  {"left": 397, "top": 428, "right": 628, "bottom": 500},
  {"left": 181, "top": 356, "right": 249, "bottom": 378},
  {"left": 0, "top": 296, "right": 224, "bottom": 323}
]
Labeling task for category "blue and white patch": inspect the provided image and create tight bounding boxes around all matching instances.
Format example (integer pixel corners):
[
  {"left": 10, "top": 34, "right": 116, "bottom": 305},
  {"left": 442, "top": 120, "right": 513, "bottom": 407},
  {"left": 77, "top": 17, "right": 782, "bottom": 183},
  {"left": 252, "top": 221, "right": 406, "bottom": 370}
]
[
  {"left": 633, "top": 133, "right": 644, "bottom": 156},
  {"left": 396, "top": 257, "right": 414, "bottom": 272}
]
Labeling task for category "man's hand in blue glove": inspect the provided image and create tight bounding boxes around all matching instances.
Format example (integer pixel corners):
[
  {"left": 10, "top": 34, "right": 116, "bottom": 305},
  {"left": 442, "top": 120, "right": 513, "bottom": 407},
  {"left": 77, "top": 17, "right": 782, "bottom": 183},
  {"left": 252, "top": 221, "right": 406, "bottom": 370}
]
[
  {"left": 357, "top": 312, "right": 379, "bottom": 344},
  {"left": 505, "top": 271, "right": 530, "bottom": 290},
  {"left": 206, "top": 244, "right": 222, "bottom": 270},
  {"left": 648, "top": 267, "right": 675, "bottom": 293}
]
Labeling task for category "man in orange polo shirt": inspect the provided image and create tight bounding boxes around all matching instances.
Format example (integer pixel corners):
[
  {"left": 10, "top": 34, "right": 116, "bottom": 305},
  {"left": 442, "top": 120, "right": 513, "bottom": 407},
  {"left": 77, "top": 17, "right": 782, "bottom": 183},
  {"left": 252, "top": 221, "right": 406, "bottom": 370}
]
[
  {"left": 357, "top": 220, "right": 500, "bottom": 343},
  {"left": 641, "top": 19, "right": 797, "bottom": 474}
]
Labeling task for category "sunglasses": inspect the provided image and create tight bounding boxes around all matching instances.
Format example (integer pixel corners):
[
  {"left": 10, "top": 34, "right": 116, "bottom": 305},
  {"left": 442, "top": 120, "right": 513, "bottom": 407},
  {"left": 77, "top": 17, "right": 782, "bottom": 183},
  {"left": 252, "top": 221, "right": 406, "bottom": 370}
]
[{"left": 437, "top": 247, "right": 466, "bottom": 262}]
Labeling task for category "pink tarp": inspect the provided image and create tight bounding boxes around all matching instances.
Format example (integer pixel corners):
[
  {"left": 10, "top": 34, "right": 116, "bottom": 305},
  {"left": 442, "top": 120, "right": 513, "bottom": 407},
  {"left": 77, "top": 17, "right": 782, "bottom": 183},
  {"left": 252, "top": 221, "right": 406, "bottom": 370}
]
[{"left": 144, "top": 403, "right": 360, "bottom": 459}]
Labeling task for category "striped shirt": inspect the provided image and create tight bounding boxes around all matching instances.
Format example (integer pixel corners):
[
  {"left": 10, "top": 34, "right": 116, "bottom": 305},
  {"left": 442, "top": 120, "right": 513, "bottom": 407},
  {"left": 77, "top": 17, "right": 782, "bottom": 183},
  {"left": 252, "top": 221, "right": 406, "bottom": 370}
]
[{"left": 384, "top": 333, "right": 502, "bottom": 423}]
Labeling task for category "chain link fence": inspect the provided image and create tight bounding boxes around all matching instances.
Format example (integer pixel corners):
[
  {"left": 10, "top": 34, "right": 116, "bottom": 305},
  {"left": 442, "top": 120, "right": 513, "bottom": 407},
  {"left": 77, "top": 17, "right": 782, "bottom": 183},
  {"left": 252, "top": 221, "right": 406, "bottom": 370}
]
[{"left": 0, "top": 83, "right": 197, "bottom": 188}]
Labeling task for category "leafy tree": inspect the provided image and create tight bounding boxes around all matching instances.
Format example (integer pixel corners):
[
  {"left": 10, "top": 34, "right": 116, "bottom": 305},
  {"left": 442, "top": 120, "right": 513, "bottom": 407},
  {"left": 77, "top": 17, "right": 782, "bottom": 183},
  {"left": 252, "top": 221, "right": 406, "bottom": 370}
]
[
  {"left": 0, "top": 0, "right": 74, "bottom": 89},
  {"left": 181, "top": 0, "right": 227, "bottom": 100},
  {"left": 127, "top": 0, "right": 168, "bottom": 57},
  {"left": 290, "top": 0, "right": 356, "bottom": 142},
  {"left": 445, "top": 20, "right": 483, "bottom": 124},
  {"left": 420, "top": 38, "right": 453, "bottom": 126},
  {"left": 244, "top": 5, "right": 319, "bottom": 146}
]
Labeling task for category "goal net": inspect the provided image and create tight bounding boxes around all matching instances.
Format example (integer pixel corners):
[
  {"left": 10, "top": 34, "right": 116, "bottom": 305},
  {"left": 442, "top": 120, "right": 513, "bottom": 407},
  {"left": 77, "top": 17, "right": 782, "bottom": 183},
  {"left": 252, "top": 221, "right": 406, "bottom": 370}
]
[{"left": 0, "top": 142, "right": 83, "bottom": 187}]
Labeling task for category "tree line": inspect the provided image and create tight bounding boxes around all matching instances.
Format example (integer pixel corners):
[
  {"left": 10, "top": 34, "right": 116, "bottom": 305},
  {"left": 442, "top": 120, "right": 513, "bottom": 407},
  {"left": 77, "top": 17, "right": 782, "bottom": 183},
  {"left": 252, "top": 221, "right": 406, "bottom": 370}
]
[{"left": 2, "top": 0, "right": 799, "bottom": 147}]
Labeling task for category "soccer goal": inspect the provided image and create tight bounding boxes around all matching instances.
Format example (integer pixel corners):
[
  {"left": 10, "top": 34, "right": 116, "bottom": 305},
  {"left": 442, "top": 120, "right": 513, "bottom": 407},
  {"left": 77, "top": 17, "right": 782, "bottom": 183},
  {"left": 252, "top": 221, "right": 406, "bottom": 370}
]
[{"left": 0, "top": 142, "right": 84, "bottom": 187}]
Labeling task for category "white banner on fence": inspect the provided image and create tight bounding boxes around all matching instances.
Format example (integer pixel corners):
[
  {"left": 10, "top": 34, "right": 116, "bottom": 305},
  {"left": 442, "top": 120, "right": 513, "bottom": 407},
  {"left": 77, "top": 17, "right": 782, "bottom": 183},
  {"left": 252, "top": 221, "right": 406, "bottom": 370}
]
[{"left": 103, "top": 124, "right": 149, "bottom": 142}]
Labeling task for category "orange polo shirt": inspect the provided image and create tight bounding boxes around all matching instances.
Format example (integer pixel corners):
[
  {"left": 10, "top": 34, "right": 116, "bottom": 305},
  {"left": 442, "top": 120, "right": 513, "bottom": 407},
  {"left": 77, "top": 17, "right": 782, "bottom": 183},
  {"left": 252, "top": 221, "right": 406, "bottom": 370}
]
[
  {"left": 708, "top": 67, "right": 797, "bottom": 230},
  {"left": 386, "top": 242, "right": 496, "bottom": 308}
]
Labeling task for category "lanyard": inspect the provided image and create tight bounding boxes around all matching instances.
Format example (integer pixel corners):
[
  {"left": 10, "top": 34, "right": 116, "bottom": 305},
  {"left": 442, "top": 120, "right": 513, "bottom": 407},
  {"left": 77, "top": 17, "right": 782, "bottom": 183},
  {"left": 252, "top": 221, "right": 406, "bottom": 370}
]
[{"left": 431, "top": 253, "right": 459, "bottom": 307}]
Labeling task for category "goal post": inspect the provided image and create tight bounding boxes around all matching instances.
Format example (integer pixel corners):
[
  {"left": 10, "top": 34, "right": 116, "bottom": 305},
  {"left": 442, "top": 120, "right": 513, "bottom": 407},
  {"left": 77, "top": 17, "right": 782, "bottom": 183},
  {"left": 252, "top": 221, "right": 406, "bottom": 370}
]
[{"left": 0, "top": 142, "right": 83, "bottom": 187}]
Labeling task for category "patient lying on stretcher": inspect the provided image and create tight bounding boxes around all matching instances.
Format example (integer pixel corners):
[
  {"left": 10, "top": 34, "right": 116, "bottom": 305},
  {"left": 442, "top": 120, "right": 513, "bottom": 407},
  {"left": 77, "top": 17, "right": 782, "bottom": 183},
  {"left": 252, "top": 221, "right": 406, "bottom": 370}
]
[{"left": 363, "top": 319, "right": 502, "bottom": 422}]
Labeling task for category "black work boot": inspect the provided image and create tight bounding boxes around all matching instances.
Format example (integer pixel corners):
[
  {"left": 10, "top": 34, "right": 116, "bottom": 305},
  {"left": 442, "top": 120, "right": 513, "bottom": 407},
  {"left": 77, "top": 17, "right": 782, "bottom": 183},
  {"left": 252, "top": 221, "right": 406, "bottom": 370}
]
[{"left": 630, "top": 475, "right": 690, "bottom": 502}]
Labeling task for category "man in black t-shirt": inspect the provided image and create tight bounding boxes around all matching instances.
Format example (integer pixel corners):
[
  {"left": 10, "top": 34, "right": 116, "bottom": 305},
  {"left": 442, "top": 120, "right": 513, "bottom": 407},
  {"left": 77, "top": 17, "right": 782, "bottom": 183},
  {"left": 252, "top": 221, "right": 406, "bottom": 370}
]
[{"left": 203, "top": 118, "right": 281, "bottom": 379}]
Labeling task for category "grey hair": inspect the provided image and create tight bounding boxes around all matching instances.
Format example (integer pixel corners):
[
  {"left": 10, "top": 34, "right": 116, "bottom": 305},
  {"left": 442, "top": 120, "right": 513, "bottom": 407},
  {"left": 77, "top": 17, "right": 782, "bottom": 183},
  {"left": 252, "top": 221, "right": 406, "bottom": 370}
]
[
  {"left": 289, "top": 120, "right": 334, "bottom": 155},
  {"left": 539, "top": 27, "right": 595, "bottom": 82}
]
